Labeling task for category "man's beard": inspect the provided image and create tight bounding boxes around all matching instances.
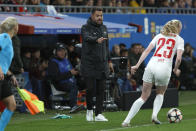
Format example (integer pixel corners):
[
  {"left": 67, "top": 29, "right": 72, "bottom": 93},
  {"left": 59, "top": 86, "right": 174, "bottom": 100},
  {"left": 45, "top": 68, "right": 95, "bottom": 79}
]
[{"left": 96, "top": 20, "right": 103, "bottom": 25}]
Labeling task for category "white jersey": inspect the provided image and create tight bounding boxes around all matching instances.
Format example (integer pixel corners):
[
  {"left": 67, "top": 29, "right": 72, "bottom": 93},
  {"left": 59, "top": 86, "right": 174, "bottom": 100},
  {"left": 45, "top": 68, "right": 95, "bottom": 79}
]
[
  {"left": 148, "top": 33, "right": 184, "bottom": 68},
  {"left": 143, "top": 33, "right": 184, "bottom": 86}
]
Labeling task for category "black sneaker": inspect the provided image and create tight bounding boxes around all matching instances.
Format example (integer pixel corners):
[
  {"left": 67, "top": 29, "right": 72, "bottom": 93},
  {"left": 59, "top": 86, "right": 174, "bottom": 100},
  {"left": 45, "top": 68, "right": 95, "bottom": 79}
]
[
  {"left": 152, "top": 119, "right": 162, "bottom": 124},
  {"left": 69, "top": 105, "right": 84, "bottom": 114}
]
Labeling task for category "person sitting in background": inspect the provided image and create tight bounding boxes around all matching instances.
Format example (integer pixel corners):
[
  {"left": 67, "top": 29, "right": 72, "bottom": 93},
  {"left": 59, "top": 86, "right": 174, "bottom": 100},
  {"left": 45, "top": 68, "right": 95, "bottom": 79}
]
[
  {"left": 180, "top": 43, "right": 196, "bottom": 90},
  {"left": 67, "top": 39, "right": 78, "bottom": 67},
  {"left": 40, "top": 0, "right": 50, "bottom": 12},
  {"left": 119, "top": 43, "right": 127, "bottom": 51},
  {"left": 117, "top": 49, "right": 134, "bottom": 92},
  {"left": 128, "top": 43, "right": 145, "bottom": 89},
  {"left": 29, "top": 48, "right": 48, "bottom": 100},
  {"left": 47, "top": 42, "right": 82, "bottom": 113},
  {"left": 21, "top": 49, "right": 31, "bottom": 72},
  {"left": 28, "top": 0, "right": 41, "bottom": 12},
  {"left": 72, "top": 0, "right": 85, "bottom": 5},
  {"left": 110, "top": 44, "right": 120, "bottom": 57},
  {"left": 120, "top": 48, "right": 128, "bottom": 57},
  {"left": 129, "top": 0, "right": 146, "bottom": 14},
  {"left": 29, "top": 48, "right": 41, "bottom": 80}
]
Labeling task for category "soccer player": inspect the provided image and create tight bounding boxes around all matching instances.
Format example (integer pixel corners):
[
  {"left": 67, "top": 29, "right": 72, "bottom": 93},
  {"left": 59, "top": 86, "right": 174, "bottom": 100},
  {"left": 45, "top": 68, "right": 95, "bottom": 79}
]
[
  {"left": 0, "top": 17, "right": 19, "bottom": 131},
  {"left": 122, "top": 19, "right": 184, "bottom": 127}
]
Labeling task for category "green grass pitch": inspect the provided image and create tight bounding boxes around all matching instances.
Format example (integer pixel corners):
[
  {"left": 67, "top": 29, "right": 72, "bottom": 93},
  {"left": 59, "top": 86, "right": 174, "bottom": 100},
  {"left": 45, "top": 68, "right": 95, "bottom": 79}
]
[{"left": 5, "top": 91, "right": 196, "bottom": 131}]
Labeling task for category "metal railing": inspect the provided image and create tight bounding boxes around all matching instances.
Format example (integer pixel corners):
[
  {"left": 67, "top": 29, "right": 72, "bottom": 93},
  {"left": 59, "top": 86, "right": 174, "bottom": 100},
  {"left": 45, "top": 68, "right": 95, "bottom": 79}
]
[{"left": 0, "top": 4, "right": 196, "bottom": 14}]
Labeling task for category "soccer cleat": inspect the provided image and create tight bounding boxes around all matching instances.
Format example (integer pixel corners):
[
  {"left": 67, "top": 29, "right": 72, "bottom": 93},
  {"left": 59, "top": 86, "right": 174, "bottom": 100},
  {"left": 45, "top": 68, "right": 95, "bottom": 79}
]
[
  {"left": 121, "top": 122, "right": 130, "bottom": 127},
  {"left": 86, "top": 110, "right": 94, "bottom": 121},
  {"left": 95, "top": 114, "right": 108, "bottom": 122},
  {"left": 152, "top": 119, "right": 162, "bottom": 124}
]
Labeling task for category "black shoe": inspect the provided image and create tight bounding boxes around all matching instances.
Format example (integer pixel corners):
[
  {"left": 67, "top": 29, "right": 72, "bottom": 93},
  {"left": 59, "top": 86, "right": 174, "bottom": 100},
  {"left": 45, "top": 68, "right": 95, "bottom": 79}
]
[
  {"left": 152, "top": 119, "right": 162, "bottom": 124},
  {"left": 69, "top": 105, "right": 84, "bottom": 114}
]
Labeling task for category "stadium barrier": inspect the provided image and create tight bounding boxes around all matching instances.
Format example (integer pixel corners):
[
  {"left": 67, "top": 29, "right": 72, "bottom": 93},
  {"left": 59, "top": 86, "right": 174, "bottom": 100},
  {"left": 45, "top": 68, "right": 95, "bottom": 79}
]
[{"left": 122, "top": 88, "right": 178, "bottom": 110}]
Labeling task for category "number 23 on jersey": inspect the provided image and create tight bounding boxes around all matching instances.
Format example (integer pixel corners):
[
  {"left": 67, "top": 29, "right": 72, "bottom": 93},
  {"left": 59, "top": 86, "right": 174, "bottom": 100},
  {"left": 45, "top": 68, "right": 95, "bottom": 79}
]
[{"left": 154, "top": 38, "right": 176, "bottom": 59}]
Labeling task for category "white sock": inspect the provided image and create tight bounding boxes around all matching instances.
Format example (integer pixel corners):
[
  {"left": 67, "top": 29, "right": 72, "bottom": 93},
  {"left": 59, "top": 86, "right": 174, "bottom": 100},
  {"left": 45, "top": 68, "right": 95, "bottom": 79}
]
[
  {"left": 152, "top": 94, "right": 164, "bottom": 120},
  {"left": 123, "top": 97, "right": 145, "bottom": 124}
]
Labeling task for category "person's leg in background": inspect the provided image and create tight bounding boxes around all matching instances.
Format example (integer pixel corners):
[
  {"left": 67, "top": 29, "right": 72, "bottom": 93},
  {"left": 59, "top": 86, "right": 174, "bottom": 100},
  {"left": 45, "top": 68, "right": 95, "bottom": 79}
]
[
  {"left": 85, "top": 77, "right": 95, "bottom": 121},
  {"left": 67, "top": 82, "right": 78, "bottom": 108},
  {"left": 41, "top": 79, "right": 51, "bottom": 109},
  {"left": 94, "top": 79, "right": 108, "bottom": 121},
  {"left": 30, "top": 77, "right": 39, "bottom": 98}
]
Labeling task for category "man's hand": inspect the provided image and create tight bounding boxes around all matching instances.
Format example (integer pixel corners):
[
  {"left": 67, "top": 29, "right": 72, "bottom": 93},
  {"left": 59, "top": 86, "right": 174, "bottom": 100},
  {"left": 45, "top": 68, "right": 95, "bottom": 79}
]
[
  {"left": 109, "top": 62, "right": 114, "bottom": 73},
  {"left": 0, "top": 67, "right": 4, "bottom": 80},
  {"left": 11, "top": 75, "right": 19, "bottom": 87},
  {"left": 70, "top": 69, "right": 79, "bottom": 75},
  {"left": 97, "top": 37, "right": 107, "bottom": 44}
]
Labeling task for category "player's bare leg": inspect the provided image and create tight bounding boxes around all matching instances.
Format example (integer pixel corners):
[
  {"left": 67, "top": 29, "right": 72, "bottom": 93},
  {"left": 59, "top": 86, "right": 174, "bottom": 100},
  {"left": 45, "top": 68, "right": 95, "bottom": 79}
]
[
  {"left": 2, "top": 95, "right": 16, "bottom": 112},
  {"left": 122, "top": 82, "right": 153, "bottom": 127},
  {"left": 0, "top": 95, "right": 16, "bottom": 131},
  {"left": 152, "top": 86, "right": 167, "bottom": 124}
]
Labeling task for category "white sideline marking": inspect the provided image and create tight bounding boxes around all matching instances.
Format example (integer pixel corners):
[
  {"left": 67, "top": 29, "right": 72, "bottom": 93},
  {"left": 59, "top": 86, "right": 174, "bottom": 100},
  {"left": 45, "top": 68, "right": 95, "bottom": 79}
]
[{"left": 100, "top": 118, "right": 196, "bottom": 131}]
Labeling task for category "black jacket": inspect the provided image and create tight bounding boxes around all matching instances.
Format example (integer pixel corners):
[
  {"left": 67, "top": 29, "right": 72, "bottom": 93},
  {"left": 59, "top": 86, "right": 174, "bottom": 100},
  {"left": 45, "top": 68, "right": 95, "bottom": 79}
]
[
  {"left": 10, "top": 36, "right": 23, "bottom": 74},
  {"left": 81, "top": 18, "right": 110, "bottom": 79}
]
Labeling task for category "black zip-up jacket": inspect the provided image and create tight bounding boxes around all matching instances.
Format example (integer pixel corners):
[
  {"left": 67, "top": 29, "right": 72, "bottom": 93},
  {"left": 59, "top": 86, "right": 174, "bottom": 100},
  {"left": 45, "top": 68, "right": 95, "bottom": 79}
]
[
  {"left": 81, "top": 18, "right": 110, "bottom": 79},
  {"left": 10, "top": 36, "right": 23, "bottom": 74}
]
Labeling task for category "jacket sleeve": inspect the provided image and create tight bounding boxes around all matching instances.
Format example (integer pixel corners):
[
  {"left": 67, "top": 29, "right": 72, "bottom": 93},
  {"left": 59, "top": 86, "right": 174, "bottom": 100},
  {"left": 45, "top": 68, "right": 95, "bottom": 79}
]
[
  {"left": 13, "top": 42, "right": 23, "bottom": 68},
  {"left": 81, "top": 25, "right": 98, "bottom": 43},
  {"left": 47, "top": 61, "right": 73, "bottom": 82},
  {"left": 106, "top": 38, "right": 111, "bottom": 62},
  {"left": 105, "top": 26, "right": 111, "bottom": 61},
  {"left": 10, "top": 36, "right": 24, "bottom": 73}
]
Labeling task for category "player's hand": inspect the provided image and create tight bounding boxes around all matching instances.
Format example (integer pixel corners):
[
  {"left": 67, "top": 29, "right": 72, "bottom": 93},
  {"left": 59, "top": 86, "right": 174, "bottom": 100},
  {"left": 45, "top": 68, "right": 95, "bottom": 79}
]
[
  {"left": 0, "top": 67, "right": 4, "bottom": 80},
  {"left": 97, "top": 37, "right": 107, "bottom": 44},
  {"left": 70, "top": 69, "right": 78, "bottom": 75},
  {"left": 11, "top": 75, "right": 19, "bottom": 87},
  {"left": 131, "top": 65, "right": 138, "bottom": 75},
  {"left": 173, "top": 68, "right": 181, "bottom": 77}
]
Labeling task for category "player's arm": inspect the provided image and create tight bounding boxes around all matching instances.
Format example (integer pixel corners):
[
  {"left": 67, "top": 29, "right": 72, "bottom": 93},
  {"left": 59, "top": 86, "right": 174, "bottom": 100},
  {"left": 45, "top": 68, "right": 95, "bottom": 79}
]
[
  {"left": 131, "top": 43, "right": 154, "bottom": 75},
  {"left": 7, "top": 70, "right": 18, "bottom": 86},
  {"left": 173, "top": 49, "right": 183, "bottom": 74},
  {"left": 0, "top": 66, "right": 4, "bottom": 80},
  {"left": 81, "top": 25, "right": 98, "bottom": 43},
  {"left": 173, "top": 37, "right": 184, "bottom": 76},
  {"left": 136, "top": 43, "right": 154, "bottom": 68}
]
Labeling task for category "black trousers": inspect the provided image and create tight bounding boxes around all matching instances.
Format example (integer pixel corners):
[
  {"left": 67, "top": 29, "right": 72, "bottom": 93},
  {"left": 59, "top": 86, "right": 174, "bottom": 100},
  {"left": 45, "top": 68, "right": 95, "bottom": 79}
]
[
  {"left": 0, "top": 76, "right": 13, "bottom": 100},
  {"left": 85, "top": 77, "right": 105, "bottom": 116}
]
